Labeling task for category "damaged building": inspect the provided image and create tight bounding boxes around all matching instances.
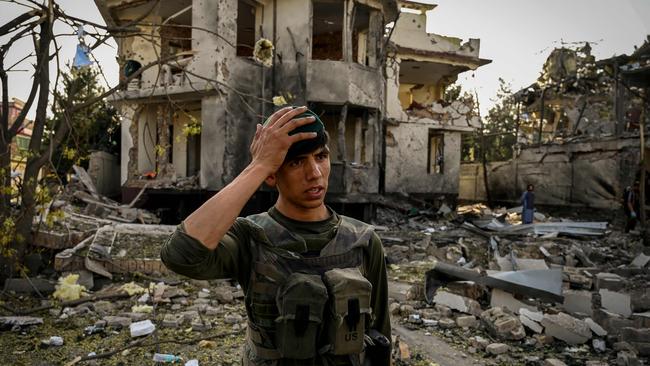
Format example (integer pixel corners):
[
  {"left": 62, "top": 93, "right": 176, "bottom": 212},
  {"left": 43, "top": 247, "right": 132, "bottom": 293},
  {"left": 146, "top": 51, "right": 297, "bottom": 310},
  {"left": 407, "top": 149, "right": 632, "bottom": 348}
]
[
  {"left": 460, "top": 38, "right": 650, "bottom": 208},
  {"left": 384, "top": 1, "right": 489, "bottom": 203},
  {"left": 94, "top": 0, "right": 489, "bottom": 220}
]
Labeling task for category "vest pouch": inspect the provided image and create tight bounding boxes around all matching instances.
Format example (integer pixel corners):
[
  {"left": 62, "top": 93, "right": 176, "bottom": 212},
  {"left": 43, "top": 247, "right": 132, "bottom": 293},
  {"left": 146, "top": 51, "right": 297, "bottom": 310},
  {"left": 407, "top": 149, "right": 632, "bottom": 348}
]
[
  {"left": 323, "top": 267, "right": 372, "bottom": 355},
  {"left": 275, "top": 272, "right": 328, "bottom": 359}
]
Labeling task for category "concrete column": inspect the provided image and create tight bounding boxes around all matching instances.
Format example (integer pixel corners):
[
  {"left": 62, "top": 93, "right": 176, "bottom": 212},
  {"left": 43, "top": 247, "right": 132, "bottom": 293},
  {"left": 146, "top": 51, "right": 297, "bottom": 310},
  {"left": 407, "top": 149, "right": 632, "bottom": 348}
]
[{"left": 200, "top": 95, "right": 227, "bottom": 190}]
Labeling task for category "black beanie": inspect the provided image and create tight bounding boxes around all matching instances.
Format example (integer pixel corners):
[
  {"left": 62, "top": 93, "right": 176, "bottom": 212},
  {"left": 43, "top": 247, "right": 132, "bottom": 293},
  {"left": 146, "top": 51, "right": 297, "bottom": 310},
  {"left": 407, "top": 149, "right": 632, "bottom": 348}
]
[{"left": 264, "top": 108, "right": 329, "bottom": 162}]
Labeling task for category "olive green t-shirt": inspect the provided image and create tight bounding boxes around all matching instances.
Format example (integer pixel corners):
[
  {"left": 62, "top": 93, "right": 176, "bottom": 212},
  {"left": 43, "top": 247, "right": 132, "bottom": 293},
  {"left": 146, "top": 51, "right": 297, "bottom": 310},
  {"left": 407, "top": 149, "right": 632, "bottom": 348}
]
[{"left": 160, "top": 207, "right": 391, "bottom": 341}]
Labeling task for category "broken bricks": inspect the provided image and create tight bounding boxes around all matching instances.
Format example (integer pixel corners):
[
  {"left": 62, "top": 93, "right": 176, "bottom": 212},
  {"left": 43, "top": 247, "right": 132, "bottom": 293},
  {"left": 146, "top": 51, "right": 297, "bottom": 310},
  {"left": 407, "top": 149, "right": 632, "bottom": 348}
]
[{"left": 480, "top": 307, "right": 526, "bottom": 341}]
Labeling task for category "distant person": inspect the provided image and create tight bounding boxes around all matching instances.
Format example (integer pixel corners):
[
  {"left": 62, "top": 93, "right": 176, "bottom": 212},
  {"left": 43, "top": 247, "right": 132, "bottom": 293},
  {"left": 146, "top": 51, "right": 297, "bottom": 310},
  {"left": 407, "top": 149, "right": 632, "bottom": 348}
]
[
  {"left": 624, "top": 181, "right": 640, "bottom": 233},
  {"left": 521, "top": 184, "right": 535, "bottom": 224}
]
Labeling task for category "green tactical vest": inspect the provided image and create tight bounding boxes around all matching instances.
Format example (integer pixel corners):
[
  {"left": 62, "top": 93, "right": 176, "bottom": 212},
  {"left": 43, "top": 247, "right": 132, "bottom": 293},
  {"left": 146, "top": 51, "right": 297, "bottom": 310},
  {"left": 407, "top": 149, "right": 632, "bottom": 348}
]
[{"left": 241, "top": 212, "right": 375, "bottom": 366}]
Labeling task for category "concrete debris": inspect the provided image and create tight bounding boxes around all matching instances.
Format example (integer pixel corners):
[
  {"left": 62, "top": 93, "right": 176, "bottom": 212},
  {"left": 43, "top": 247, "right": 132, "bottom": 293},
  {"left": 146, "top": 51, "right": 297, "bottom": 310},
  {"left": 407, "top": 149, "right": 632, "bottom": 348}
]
[
  {"left": 486, "top": 343, "right": 509, "bottom": 355},
  {"left": 432, "top": 290, "right": 481, "bottom": 316},
  {"left": 600, "top": 289, "right": 633, "bottom": 317},
  {"left": 489, "top": 288, "right": 538, "bottom": 314},
  {"left": 541, "top": 312, "right": 592, "bottom": 345},
  {"left": 519, "top": 312, "right": 544, "bottom": 334},
  {"left": 630, "top": 253, "right": 650, "bottom": 268},
  {"left": 480, "top": 307, "right": 526, "bottom": 340}
]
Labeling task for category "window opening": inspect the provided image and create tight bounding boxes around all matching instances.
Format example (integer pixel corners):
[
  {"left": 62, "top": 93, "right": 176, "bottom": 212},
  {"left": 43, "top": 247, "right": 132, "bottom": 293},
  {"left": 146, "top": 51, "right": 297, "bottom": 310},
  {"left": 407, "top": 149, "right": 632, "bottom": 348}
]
[
  {"left": 428, "top": 131, "right": 444, "bottom": 174},
  {"left": 312, "top": 1, "right": 344, "bottom": 61},
  {"left": 352, "top": 4, "right": 371, "bottom": 66},
  {"left": 237, "top": 0, "right": 257, "bottom": 57}
]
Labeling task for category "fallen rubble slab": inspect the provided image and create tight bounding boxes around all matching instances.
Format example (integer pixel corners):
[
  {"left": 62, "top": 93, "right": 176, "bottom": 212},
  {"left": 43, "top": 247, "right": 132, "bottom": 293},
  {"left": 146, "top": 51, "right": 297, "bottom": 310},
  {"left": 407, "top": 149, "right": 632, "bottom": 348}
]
[
  {"left": 425, "top": 261, "right": 564, "bottom": 303},
  {"left": 541, "top": 312, "right": 592, "bottom": 345},
  {"left": 485, "top": 221, "right": 608, "bottom": 237},
  {"left": 55, "top": 223, "right": 175, "bottom": 276}
]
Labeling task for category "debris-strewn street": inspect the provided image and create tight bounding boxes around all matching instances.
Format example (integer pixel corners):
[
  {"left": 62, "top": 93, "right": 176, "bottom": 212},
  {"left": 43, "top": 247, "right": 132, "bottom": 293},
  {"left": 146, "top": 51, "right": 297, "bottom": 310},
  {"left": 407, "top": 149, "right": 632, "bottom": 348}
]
[{"left": 1, "top": 175, "right": 649, "bottom": 365}]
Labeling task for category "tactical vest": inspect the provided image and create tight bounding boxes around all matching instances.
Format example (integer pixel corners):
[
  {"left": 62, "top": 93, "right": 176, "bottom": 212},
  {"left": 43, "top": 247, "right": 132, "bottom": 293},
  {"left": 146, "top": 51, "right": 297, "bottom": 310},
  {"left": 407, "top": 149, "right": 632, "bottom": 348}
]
[{"left": 241, "top": 212, "right": 375, "bottom": 366}]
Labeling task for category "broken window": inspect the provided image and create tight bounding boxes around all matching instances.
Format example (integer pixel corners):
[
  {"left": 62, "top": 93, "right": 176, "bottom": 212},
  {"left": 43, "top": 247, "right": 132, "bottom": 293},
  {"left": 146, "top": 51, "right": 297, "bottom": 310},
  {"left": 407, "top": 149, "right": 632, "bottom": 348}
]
[
  {"left": 352, "top": 4, "right": 370, "bottom": 66},
  {"left": 159, "top": 1, "right": 193, "bottom": 86},
  {"left": 312, "top": 1, "right": 344, "bottom": 61},
  {"left": 428, "top": 131, "right": 444, "bottom": 174},
  {"left": 237, "top": 0, "right": 258, "bottom": 57}
]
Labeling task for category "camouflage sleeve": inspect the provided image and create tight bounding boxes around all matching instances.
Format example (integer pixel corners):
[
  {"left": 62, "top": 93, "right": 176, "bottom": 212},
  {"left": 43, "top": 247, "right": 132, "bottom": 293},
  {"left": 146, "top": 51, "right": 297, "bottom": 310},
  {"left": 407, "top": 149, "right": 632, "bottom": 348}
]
[
  {"left": 160, "top": 218, "right": 253, "bottom": 285},
  {"left": 365, "top": 232, "right": 392, "bottom": 342}
]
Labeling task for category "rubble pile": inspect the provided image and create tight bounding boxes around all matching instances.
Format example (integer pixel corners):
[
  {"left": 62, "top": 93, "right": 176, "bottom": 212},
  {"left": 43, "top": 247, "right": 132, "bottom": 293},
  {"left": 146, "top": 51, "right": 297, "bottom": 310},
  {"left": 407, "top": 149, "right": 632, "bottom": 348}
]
[
  {"left": 2, "top": 192, "right": 649, "bottom": 365},
  {"left": 1, "top": 277, "right": 247, "bottom": 365},
  {"left": 379, "top": 203, "right": 650, "bottom": 365}
]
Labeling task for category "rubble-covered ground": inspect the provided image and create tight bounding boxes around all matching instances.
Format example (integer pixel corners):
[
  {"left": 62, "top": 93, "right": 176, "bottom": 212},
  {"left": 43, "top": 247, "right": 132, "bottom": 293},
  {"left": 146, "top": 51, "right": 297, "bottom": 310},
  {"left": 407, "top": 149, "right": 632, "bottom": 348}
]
[{"left": 1, "top": 174, "right": 649, "bottom": 366}]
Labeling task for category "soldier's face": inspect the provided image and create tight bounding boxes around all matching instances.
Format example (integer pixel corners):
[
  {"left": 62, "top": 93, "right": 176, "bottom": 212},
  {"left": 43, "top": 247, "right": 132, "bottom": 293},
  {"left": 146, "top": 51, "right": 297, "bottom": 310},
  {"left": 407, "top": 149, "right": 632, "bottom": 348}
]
[{"left": 271, "top": 146, "right": 331, "bottom": 210}]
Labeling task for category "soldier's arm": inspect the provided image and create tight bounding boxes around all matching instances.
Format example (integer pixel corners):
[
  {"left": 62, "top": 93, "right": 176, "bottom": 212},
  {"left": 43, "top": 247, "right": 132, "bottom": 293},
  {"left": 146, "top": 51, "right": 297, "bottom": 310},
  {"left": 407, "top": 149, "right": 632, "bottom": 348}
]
[{"left": 182, "top": 106, "right": 315, "bottom": 250}]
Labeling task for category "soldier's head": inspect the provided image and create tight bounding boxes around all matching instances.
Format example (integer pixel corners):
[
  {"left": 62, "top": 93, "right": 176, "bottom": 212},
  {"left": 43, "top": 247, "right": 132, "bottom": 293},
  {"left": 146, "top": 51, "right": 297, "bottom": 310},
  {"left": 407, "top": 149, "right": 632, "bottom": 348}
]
[{"left": 264, "top": 108, "right": 331, "bottom": 212}]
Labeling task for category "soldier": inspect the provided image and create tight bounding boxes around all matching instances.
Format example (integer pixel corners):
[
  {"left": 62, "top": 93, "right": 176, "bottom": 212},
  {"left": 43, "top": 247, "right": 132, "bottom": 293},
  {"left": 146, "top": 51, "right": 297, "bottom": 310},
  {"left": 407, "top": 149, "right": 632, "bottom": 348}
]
[{"left": 161, "top": 106, "right": 391, "bottom": 365}]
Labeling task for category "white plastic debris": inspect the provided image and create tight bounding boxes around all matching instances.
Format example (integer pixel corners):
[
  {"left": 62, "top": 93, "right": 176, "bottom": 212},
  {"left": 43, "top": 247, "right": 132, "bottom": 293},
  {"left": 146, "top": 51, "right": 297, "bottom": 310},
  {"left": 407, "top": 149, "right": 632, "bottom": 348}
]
[
  {"left": 152, "top": 353, "right": 182, "bottom": 362},
  {"left": 130, "top": 319, "right": 155, "bottom": 337},
  {"left": 185, "top": 360, "right": 199, "bottom": 366},
  {"left": 43, "top": 336, "right": 64, "bottom": 346}
]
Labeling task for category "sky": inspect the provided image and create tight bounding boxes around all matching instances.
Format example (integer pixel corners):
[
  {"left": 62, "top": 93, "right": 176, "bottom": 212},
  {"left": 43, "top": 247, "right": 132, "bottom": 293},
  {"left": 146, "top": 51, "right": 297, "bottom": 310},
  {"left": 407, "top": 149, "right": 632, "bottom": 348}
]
[{"left": 1, "top": 0, "right": 649, "bottom": 117}]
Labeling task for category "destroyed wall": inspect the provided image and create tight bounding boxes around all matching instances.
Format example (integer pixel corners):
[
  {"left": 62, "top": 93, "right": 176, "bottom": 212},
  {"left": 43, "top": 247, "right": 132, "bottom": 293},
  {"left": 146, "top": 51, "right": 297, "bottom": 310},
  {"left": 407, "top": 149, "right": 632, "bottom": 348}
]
[
  {"left": 106, "top": 0, "right": 262, "bottom": 190},
  {"left": 459, "top": 137, "right": 641, "bottom": 208},
  {"left": 385, "top": 123, "right": 462, "bottom": 194},
  {"left": 101, "top": 0, "right": 392, "bottom": 208},
  {"left": 383, "top": 9, "right": 487, "bottom": 198}
]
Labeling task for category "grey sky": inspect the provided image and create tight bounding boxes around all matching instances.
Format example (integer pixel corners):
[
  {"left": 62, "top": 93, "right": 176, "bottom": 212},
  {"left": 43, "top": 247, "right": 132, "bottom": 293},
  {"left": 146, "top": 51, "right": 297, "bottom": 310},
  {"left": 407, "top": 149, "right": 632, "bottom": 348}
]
[{"left": 1, "top": 0, "right": 649, "bottom": 117}]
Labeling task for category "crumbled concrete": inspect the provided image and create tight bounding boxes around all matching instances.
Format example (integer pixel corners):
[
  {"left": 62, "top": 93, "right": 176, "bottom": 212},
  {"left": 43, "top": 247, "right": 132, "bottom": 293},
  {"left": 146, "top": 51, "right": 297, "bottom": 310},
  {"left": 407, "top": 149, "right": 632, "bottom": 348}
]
[
  {"left": 563, "top": 289, "right": 593, "bottom": 316},
  {"left": 486, "top": 343, "right": 509, "bottom": 355},
  {"left": 455, "top": 315, "right": 478, "bottom": 328},
  {"left": 584, "top": 317, "right": 608, "bottom": 336},
  {"left": 489, "top": 288, "right": 538, "bottom": 315},
  {"left": 541, "top": 312, "right": 592, "bottom": 345},
  {"left": 480, "top": 307, "right": 526, "bottom": 340},
  {"left": 519, "top": 313, "right": 543, "bottom": 333},
  {"left": 595, "top": 272, "right": 626, "bottom": 291},
  {"left": 600, "top": 289, "right": 633, "bottom": 317},
  {"left": 433, "top": 290, "right": 481, "bottom": 316},
  {"left": 544, "top": 359, "right": 567, "bottom": 366}
]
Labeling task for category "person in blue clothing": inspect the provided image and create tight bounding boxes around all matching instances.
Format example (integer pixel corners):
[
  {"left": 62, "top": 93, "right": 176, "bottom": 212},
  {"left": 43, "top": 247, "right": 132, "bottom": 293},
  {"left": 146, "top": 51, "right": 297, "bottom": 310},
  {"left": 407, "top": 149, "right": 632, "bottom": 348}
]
[
  {"left": 521, "top": 184, "right": 535, "bottom": 224},
  {"left": 624, "top": 181, "right": 640, "bottom": 233}
]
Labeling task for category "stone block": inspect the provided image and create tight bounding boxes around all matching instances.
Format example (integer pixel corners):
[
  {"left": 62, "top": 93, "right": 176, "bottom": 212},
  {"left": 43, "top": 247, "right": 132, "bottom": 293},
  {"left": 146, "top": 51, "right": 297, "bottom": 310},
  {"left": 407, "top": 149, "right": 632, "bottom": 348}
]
[
  {"left": 455, "top": 315, "right": 478, "bottom": 328},
  {"left": 103, "top": 316, "right": 131, "bottom": 328},
  {"left": 520, "top": 313, "right": 543, "bottom": 333},
  {"left": 562, "top": 290, "right": 593, "bottom": 316},
  {"left": 595, "top": 272, "right": 626, "bottom": 292},
  {"left": 433, "top": 291, "right": 482, "bottom": 316},
  {"left": 584, "top": 318, "right": 607, "bottom": 337},
  {"left": 438, "top": 318, "right": 456, "bottom": 329},
  {"left": 212, "top": 286, "right": 235, "bottom": 303},
  {"left": 541, "top": 312, "right": 591, "bottom": 345},
  {"left": 486, "top": 343, "right": 509, "bottom": 355},
  {"left": 162, "top": 314, "right": 181, "bottom": 328},
  {"left": 520, "top": 308, "right": 544, "bottom": 322},
  {"left": 600, "top": 289, "right": 632, "bottom": 317},
  {"left": 630, "top": 253, "right": 650, "bottom": 268},
  {"left": 490, "top": 288, "right": 538, "bottom": 315}
]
